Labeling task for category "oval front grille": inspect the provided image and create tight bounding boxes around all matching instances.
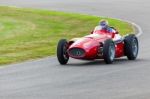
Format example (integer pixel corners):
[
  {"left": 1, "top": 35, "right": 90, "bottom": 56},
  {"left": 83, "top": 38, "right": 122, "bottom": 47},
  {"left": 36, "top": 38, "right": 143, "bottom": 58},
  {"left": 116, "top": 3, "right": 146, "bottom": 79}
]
[{"left": 69, "top": 48, "right": 85, "bottom": 57}]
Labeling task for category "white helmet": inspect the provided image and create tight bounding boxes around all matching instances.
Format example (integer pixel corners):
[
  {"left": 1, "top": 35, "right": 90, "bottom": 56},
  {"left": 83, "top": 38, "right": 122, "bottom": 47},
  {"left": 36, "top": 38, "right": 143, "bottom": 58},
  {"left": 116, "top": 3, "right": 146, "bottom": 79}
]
[{"left": 99, "top": 20, "right": 109, "bottom": 29}]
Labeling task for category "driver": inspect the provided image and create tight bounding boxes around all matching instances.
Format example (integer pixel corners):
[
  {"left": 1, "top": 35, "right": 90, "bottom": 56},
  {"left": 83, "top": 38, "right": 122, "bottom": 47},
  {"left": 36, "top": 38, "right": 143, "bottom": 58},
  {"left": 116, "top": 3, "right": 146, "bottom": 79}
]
[
  {"left": 94, "top": 19, "right": 116, "bottom": 33},
  {"left": 93, "top": 19, "right": 122, "bottom": 41}
]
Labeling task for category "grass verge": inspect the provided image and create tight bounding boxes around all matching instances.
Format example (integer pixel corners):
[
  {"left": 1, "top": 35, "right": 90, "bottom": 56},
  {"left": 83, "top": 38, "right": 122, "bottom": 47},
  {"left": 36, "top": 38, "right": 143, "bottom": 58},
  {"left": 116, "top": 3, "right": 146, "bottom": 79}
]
[{"left": 0, "top": 6, "right": 134, "bottom": 65}]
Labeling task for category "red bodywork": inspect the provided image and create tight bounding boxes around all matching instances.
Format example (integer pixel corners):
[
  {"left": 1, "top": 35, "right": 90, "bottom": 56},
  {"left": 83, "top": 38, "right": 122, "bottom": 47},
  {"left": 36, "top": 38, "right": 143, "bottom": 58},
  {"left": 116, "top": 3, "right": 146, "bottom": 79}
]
[{"left": 67, "top": 30, "right": 125, "bottom": 60}]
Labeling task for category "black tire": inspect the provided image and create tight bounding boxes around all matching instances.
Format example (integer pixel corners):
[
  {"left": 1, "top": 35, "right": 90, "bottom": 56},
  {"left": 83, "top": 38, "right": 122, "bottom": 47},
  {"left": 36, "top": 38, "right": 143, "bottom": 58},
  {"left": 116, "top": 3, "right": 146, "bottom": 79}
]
[
  {"left": 124, "top": 34, "right": 139, "bottom": 60},
  {"left": 57, "top": 39, "right": 69, "bottom": 65},
  {"left": 103, "top": 39, "right": 115, "bottom": 64}
]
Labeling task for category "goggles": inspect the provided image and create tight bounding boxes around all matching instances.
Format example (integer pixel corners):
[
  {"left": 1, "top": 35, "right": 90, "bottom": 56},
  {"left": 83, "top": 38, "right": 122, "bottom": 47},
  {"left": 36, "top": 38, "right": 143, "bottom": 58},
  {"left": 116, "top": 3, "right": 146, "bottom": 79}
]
[{"left": 100, "top": 22, "right": 106, "bottom": 26}]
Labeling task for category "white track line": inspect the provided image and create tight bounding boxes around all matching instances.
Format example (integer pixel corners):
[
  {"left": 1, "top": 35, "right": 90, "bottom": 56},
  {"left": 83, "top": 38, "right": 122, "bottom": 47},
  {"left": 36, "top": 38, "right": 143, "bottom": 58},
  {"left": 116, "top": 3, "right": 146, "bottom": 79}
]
[
  {"left": 130, "top": 22, "right": 143, "bottom": 37},
  {"left": 110, "top": 17, "right": 143, "bottom": 37}
]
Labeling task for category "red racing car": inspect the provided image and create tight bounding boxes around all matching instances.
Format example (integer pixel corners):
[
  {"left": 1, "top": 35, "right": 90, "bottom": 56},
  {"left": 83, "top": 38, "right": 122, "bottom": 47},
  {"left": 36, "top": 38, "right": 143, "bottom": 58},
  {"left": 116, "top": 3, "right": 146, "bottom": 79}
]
[{"left": 57, "top": 28, "right": 139, "bottom": 65}]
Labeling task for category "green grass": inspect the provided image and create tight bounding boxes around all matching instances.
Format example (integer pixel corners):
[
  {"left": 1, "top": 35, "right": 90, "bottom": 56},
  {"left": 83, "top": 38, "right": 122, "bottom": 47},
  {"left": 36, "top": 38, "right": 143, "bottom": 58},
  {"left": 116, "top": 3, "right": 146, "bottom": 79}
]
[{"left": 0, "top": 6, "right": 134, "bottom": 65}]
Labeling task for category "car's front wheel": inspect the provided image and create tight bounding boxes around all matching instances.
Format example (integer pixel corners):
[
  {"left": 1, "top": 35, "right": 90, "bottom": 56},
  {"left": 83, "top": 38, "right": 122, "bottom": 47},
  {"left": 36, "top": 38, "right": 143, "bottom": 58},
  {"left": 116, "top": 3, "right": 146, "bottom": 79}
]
[
  {"left": 103, "top": 39, "right": 115, "bottom": 64},
  {"left": 57, "top": 39, "right": 69, "bottom": 65}
]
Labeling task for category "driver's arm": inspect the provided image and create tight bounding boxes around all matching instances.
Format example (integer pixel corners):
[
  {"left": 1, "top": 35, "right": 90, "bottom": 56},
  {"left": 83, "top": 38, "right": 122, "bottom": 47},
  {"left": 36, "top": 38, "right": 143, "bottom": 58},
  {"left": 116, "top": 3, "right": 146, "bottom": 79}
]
[{"left": 110, "top": 27, "right": 119, "bottom": 34}]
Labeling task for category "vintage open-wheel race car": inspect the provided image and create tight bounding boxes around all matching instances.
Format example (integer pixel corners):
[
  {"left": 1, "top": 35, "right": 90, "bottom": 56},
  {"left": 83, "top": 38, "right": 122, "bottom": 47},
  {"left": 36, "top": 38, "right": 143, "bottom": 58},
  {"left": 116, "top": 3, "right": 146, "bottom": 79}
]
[{"left": 57, "top": 29, "right": 139, "bottom": 65}]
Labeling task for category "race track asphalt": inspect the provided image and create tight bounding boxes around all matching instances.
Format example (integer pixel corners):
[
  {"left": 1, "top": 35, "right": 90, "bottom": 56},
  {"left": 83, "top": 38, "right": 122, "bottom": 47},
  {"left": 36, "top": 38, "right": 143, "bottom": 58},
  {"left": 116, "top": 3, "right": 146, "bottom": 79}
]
[{"left": 0, "top": 0, "right": 150, "bottom": 99}]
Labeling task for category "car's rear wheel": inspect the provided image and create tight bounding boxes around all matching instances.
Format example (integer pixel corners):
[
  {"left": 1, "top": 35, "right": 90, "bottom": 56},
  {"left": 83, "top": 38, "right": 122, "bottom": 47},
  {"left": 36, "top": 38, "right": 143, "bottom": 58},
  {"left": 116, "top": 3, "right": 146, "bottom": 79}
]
[
  {"left": 57, "top": 39, "right": 69, "bottom": 65},
  {"left": 103, "top": 39, "right": 115, "bottom": 64},
  {"left": 124, "top": 34, "right": 139, "bottom": 60}
]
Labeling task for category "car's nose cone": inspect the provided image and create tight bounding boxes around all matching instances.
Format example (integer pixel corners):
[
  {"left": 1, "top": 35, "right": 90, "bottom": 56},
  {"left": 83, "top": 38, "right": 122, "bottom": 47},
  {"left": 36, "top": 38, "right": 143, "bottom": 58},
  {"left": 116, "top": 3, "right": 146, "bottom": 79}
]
[
  {"left": 68, "top": 48, "right": 85, "bottom": 58},
  {"left": 68, "top": 37, "right": 99, "bottom": 59}
]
